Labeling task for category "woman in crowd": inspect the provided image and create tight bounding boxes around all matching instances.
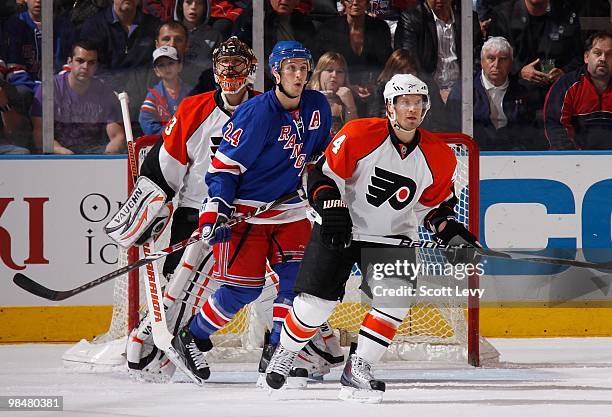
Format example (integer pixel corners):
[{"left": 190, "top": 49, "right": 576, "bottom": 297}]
[
  {"left": 311, "top": 0, "right": 392, "bottom": 112},
  {"left": 308, "top": 52, "right": 359, "bottom": 135}
]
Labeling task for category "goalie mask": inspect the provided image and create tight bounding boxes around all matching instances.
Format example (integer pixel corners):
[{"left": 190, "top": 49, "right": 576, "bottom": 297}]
[
  {"left": 383, "top": 74, "right": 431, "bottom": 131},
  {"left": 212, "top": 36, "right": 258, "bottom": 94}
]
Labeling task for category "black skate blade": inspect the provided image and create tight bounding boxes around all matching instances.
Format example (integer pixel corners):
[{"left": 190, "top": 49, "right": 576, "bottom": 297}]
[{"left": 164, "top": 347, "right": 205, "bottom": 387}]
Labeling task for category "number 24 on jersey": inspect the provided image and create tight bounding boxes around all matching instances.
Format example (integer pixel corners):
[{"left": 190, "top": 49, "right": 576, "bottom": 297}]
[{"left": 223, "top": 122, "right": 243, "bottom": 147}]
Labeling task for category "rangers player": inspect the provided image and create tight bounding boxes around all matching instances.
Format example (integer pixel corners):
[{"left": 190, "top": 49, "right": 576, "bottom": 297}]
[{"left": 167, "top": 41, "right": 335, "bottom": 385}]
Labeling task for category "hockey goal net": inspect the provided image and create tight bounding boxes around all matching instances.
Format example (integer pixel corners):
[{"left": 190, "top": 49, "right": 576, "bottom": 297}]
[{"left": 95, "top": 133, "right": 498, "bottom": 367}]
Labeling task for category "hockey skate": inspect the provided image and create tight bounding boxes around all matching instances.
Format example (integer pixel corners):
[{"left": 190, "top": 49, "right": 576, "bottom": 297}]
[
  {"left": 258, "top": 342, "right": 308, "bottom": 389},
  {"left": 338, "top": 354, "right": 385, "bottom": 403},
  {"left": 295, "top": 332, "right": 345, "bottom": 380},
  {"left": 165, "top": 324, "right": 212, "bottom": 386},
  {"left": 265, "top": 344, "right": 301, "bottom": 390}
]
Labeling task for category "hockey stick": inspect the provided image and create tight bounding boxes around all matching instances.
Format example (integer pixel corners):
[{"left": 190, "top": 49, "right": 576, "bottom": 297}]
[
  {"left": 353, "top": 234, "right": 612, "bottom": 270},
  {"left": 13, "top": 189, "right": 304, "bottom": 301}
]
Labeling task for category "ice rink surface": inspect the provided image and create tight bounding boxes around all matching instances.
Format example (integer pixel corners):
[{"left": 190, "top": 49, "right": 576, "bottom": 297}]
[{"left": 3, "top": 338, "right": 612, "bottom": 417}]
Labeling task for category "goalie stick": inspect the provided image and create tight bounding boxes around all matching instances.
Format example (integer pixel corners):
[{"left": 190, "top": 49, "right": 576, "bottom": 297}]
[
  {"left": 13, "top": 189, "right": 305, "bottom": 301},
  {"left": 354, "top": 234, "right": 612, "bottom": 270}
]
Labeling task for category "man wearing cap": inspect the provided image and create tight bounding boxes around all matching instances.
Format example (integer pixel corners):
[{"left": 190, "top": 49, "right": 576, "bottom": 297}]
[{"left": 139, "top": 45, "right": 192, "bottom": 136}]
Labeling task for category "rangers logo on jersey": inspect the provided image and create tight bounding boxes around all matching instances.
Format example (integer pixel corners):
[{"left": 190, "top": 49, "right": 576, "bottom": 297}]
[{"left": 366, "top": 167, "right": 417, "bottom": 210}]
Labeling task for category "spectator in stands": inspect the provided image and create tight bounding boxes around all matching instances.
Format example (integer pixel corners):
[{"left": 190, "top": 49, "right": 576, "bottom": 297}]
[
  {"left": 233, "top": 0, "right": 316, "bottom": 89},
  {"left": 142, "top": 0, "right": 176, "bottom": 20},
  {"left": 366, "top": 0, "right": 417, "bottom": 44},
  {"left": 79, "top": 0, "right": 161, "bottom": 126},
  {"left": 394, "top": 0, "right": 481, "bottom": 102},
  {"left": 156, "top": 20, "right": 189, "bottom": 57},
  {"left": 31, "top": 40, "right": 126, "bottom": 154},
  {"left": 308, "top": 51, "right": 359, "bottom": 132},
  {"left": 0, "top": 64, "right": 33, "bottom": 154},
  {"left": 55, "top": 0, "right": 111, "bottom": 35},
  {"left": 447, "top": 36, "right": 535, "bottom": 150},
  {"left": 486, "top": 0, "right": 583, "bottom": 110},
  {"left": 1, "top": 2, "right": 34, "bottom": 75},
  {"left": 544, "top": 30, "right": 612, "bottom": 149},
  {"left": 311, "top": 0, "right": 392, "bottom": 108},
  {"left": 139, "top": 46, "right": 191, "bottom": 135},
  {"left": 175, "top": 0, "right": 224, "bottom": 86},
  {"left": 368, "top": 48, "right": 447, "bottom": 132},
  {"left": 15, "top": 0, "right": 75, "bottom": 74},
  {"left": 208, "top": 0, "right": 246, "bottom": 39}
]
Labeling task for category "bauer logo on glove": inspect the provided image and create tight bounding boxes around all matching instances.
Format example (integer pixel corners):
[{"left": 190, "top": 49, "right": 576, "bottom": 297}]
[{"left": 104, "top": 176, "right": 170, "bottom": 248}]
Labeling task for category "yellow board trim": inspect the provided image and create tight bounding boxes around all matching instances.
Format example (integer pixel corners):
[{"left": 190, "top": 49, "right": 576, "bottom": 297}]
[
  {"left": 0, "top": 306, "right": 113, "bottom": 343},
  {"left": 3, "top": 303, "right": 612, "bottom": 343}
]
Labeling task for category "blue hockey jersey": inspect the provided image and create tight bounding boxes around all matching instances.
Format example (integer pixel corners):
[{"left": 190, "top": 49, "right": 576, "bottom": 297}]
[{"left": 206, "top": 89, "right": 332, "bottom": 223}]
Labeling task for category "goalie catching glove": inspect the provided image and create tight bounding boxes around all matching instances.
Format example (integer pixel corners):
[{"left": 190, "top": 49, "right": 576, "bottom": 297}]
[
  {"left": 199, "top": 197, "right": 234, "bottom": 244},
  {"left": 312, "top": 187, "right": 352, "bottom": 250},
  {"left": 105, "top": 176, "right": 170, "bottom": 248}
]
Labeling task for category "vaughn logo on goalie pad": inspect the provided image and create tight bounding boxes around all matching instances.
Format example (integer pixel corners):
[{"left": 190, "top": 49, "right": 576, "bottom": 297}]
[{"left": 104, "top": 176, "right": 168, "bottom": 248}]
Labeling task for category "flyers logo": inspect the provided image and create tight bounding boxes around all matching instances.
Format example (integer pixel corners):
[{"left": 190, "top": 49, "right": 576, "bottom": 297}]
[
  {"left": 366, "top": 167, "right": 417, "bottom": 210},
  {"left": 210, "top": 136, "right": 222, "bottom": 161}
]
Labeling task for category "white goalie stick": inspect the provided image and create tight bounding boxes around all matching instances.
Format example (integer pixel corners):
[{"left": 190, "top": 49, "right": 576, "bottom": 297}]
[{"left": 353, "top": 234, "right": 612, "bottom": 270}]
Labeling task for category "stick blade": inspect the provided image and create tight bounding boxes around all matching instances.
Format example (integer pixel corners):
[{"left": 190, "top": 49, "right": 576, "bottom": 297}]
[{"left": 13, "top": 273, "right": 64, "bottom": 301}]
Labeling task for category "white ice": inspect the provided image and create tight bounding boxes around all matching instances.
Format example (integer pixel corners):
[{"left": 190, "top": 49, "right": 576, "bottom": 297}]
[{"left": 3, "top": 338, "right": 612, "bottom": 417}]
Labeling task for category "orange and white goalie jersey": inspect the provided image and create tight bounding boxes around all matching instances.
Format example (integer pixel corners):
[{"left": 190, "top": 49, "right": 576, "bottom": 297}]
[
  {"left": 322, "top": 118, "right": 456, "bottom": 240},
  {"left": 157, "top": 90, "right": 252, "bottom": 209}
]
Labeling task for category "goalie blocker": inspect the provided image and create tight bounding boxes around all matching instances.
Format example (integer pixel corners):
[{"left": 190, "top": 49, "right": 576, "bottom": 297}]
[{"left": 105, "top": 176, "right": 171, "bottom": 248}]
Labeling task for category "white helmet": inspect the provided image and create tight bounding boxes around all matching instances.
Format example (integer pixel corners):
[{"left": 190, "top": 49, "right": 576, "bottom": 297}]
[{"left": 383, "top": 73, "right": 431, "bottom": 124}]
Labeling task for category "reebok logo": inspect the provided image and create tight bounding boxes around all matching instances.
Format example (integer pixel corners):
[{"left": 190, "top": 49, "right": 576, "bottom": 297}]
[{"left": 366, "top": 167, "right": 417, "bottom": 210}]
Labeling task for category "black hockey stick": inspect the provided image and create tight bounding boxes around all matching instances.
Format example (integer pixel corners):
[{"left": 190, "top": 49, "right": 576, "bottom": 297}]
[
  {"left": 354, "top": 234, "right": 612, "bottom": 270},
  {"left": 13, "top": 189, "right": 305, "bottom": 301}
]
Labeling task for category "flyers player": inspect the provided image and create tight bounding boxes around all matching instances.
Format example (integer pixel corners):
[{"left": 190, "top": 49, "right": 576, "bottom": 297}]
[{"left": 264, "top": 74, "right": 480, "bottom": 402}]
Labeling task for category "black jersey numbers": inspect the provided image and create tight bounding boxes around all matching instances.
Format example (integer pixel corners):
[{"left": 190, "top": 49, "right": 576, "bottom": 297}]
[{"left": 366, "top": 167, "right": 417, "bottom": 210}]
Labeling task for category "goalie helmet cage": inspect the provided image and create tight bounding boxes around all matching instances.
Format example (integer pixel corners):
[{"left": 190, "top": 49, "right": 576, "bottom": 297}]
[{"left": 101, "top": 133, "right": 494, "bottom": 367}]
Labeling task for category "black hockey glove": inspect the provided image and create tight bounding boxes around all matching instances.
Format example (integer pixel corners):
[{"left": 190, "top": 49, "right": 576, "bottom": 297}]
[
  {"left": 313, "top": 187, "right": 352, "bottom": 250},
  {"left": 433, "top": 220, "right": 481, "bottom": 265}
]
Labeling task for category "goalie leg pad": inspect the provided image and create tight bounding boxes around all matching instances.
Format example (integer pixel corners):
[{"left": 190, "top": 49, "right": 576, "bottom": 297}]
[
  {"left": 126, "top": 311, "right": 177, "bottom": 383},
  {"left": 105, "top": 176, "right": 168, "bottom": 248}
]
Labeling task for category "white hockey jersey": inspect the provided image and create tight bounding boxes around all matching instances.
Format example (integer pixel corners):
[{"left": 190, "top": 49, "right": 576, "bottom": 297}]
[{"left": 322, "top": 118, "right": 456, "bottom": 240}]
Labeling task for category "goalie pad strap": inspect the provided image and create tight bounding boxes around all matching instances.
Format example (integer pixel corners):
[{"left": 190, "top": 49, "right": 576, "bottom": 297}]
[{"left": 104, "top": 176, "right": 168, "bottom": 248}]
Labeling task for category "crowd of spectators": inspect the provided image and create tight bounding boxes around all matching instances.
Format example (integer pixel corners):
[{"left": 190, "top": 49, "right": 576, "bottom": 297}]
[{"left": 0, "top": 0, "right": 610, "bottom": 154}]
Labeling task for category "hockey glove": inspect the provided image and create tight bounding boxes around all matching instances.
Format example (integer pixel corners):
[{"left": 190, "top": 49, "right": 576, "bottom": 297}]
[
  {"left": 433, "top": 220, "right": 481, "bottom": 264},
  {"left": 313, "top": 187, "right": 352, "bottom": 250},
  {"left": 199, "top": 197, "right": 234, "bottom": 245}
]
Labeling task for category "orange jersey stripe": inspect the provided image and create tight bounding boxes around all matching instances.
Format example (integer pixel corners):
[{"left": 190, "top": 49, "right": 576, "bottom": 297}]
[
  {"left": 324, "top": 118, "right": 389, "bottom": 180},
  {"left": 361, "top": 313, "right": 398, "bottom": 341},
  {"left": 285, "top": 311, "right": 318, "bottom": 340}
]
